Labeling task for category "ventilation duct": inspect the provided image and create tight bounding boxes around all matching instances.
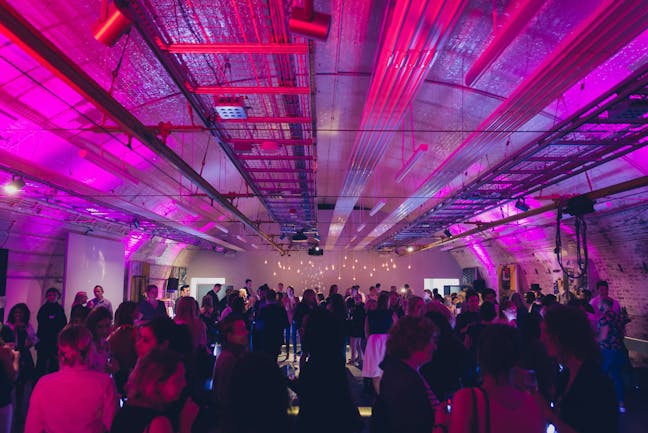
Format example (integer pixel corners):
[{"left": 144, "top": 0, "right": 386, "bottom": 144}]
[{"left": 325, "top": 0, "right": 467, "bottom": 249}]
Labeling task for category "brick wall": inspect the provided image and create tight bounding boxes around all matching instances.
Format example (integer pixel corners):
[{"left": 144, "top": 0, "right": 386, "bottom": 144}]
[{"left": 451, "top": 203, "right": 648, "bottom": 365}]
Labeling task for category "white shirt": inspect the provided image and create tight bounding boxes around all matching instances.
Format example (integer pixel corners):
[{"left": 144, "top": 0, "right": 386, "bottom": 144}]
[
  {"left": 90, "top": 298, "right": 113, "bottom": 316},
  {"left": 25, "top": 365, "right": 118, "bottom": 433}
]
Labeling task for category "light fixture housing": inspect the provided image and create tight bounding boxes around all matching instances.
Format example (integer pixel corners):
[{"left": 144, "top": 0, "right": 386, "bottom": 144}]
[
  {"left": 292, "top": 230, "right": 308, "bottom": 242},
  {"left": 444, "top": 228, "right": 452, "bottom": 238},
  {"left": 515, "top": 198, "right": 530, "bottom": 212}
]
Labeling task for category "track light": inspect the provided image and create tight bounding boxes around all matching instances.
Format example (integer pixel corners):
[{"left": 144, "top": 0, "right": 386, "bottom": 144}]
[
  {"left": 3, "top": 176, "right": 25, "bottom": 195},
  {"left": 395, "top": 144, "right": 428, "bottom": 183},
  {"left": 444, "top": 228, "right": 452, "bottom": 238},
  {"left": 132, "top": 218, "right": 140, "bottom": 229},
  {"left": 292, "top": 230, "right": 308, "bottom": 242},
  {"left": 515, "top": 198, "right": 530, "bottom": 212},
  {"left": 369, "top": 200, "right": 386, "bottom": 217}
]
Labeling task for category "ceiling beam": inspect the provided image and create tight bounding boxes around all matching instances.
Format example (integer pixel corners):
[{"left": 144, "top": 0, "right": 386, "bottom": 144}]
[{"left": 416, "top": 175, "right": 648, "bottom": 252}]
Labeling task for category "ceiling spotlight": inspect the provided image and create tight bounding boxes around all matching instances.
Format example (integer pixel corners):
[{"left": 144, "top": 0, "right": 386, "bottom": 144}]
[
  {"left": 292, "top": 230, "right": 308, "bottom": 242},
  {"left": 132, "top": 218, "right": 140, "bottom": 229},
  {"left": 3, "top": 176, "right": 25, "bottom": 195},
  {"left": 406, "top": 246, "right": 415, "bottom": 253},
  {"left": 515, "top": 198, "right": 530, "bottom": 212},
  {"left": 444, "top": 228, "right": 452, "bottom": 238}
]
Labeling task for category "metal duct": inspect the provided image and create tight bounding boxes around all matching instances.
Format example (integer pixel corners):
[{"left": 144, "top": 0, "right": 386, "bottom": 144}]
[
  {"left": 324, "top": 0, "right": 467, "bottom": 250},
  {"left": 465, "top": 0, "right": 545, "bottom": 86},
  {"left": 357, "top": 0, "right": 648, "bottom": 250}
]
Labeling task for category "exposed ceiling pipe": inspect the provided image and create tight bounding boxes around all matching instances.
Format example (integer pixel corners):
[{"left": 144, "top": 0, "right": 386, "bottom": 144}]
[
  {"left": 0, "top": 1, "right": 284, "bottom": 254},
  {"left": 324, "top": 0, "right": 467, "bottom": 250},
  {"left": 416, "top": 175, "right": 648, "bottom": 252},
  {"left": 126, "top": 0, "right": 315, "bottom": 241},
  {"left": 0, "top": 149, "right": 244, "bottom": 252},
  {"left": 465, "top": 0, "right": 545, "bottom": 86},
  {"left": 357, "top": 0, "right": 648, "bottom": 250}
]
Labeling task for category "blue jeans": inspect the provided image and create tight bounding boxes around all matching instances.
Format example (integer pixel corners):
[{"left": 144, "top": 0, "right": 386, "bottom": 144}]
[
  {"left": 601, "top": 347, "right": 625, "bottom": 402},
  {"left": 285, "top": 322, "right": 298, "bottom": 355}
]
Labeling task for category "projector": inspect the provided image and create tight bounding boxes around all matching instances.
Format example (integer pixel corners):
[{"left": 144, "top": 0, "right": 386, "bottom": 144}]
[{"left": 308, "top": 246, "right": 323, "bottom": 256}]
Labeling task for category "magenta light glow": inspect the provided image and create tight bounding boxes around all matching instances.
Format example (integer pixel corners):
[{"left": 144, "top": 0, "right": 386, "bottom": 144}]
[
  {"left": 124, "top": 231, "right": 148, "bottom": 259},
  {"left": 466, "top": 237, "right": 496, "bottom": 278}
]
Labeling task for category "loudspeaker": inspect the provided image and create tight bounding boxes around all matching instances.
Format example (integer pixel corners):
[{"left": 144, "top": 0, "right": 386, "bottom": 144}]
[
  {"left": 0, "top": 249, "right": 7, "bottom": 321},
  {"left": 166, "top": 277, "right": 179, "bottom": 292},
  {"left": 473, "top": 278, "right": 486, "bottom": 293}
]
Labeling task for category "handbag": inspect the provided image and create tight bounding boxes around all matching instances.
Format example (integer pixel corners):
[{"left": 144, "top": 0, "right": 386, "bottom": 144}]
[{"left": 469, "top": 387, "right": 490, "bottom": 433}]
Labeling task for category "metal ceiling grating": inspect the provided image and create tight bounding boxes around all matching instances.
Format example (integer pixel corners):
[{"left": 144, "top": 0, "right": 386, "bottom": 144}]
[{"left": 383, "top": 62, "right": 648, "bottom": 247}]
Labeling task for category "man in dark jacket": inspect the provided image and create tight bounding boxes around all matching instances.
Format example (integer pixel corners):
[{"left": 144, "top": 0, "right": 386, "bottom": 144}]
[
  {"left": 255, "top": 289, "right": 289, "bottom": 361},
  {"left": 35, "top": 287, "right": 67, "bottom": 378}
]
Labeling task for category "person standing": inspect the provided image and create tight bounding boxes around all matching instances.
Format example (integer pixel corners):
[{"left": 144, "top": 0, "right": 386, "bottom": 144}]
[
  {"left": 137, "top": 285, "right": 168, "bottom": 322},
  {"left": 598, "top": 298, "right": 627, "bottom": 413},
  {"left": 204, "top": 283, "right": 222, "bottom": 317},
  {"left": 88, "top": 285, "right": 113, "bottom": 316},
  {"left": 26, "top": 326, "right": 118, "bottom": 433},
  {"left": 35, "top": 288, "right": 67, "bottom": 378},
  {"left": 282, "top": 286, "right": 298, "bottom": 361},
  {"left": 590, "top": 280, "right": 620, "bottom": 317},
  {"left": 256, "top": 290, "right": 289, "bottom": 361}
]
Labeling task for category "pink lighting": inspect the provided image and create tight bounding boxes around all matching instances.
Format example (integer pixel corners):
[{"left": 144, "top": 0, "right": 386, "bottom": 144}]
[
  {"left": 360, "top": 0, "right": 648, "bottom": 249},
  {"left": 124, "top": 232, "right": 147, "bottom": 259}
]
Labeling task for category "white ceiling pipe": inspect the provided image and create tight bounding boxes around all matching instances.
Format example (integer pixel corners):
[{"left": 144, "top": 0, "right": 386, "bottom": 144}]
[
  {"left": 325, "top": 0, "right": 467, "bottom": 249},
  {"left": 465, "top": 0, "right": 546, "bottom": 86},
  {"left": 357, "top": 0, "right": 648, "bottom": 249}
]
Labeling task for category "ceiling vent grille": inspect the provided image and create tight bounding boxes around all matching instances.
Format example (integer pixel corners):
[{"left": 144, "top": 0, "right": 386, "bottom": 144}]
[{"left": 215, "top": 97, "right": 247, "bottom": 119}]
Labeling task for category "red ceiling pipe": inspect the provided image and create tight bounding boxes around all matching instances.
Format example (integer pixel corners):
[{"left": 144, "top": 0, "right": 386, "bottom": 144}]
[
  {"left": 92, "top": 0, "right": 132, "bottom": 47},
  {"left": 157, "top": 41, "right": 309, "bottom": 55},
  {"left": 288, "top": 0, "right": 331, "bottom": 40},
  {"left": 192, "top": 85, "right": 310, "bottom": 95}
]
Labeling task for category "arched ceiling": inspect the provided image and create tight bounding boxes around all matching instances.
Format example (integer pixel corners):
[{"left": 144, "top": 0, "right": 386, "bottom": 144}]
[{"left": 0, "top": 0, "right": 647, "bottom": 260}]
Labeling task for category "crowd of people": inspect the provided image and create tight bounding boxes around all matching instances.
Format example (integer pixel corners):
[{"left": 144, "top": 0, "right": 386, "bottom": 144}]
[{"left": 0, "top": 277, "right": 634, "bottom": 433}]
